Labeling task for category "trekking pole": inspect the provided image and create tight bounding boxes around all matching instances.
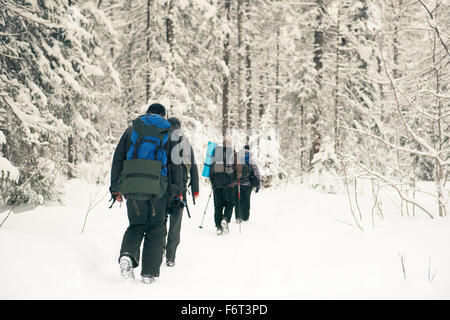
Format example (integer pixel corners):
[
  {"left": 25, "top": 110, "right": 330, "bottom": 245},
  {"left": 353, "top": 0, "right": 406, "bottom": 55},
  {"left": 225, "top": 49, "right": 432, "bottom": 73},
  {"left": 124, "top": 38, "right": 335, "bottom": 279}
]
[
  {"left": 183, "top": 190, "right": 191, "bottom": 218},
  {"left": 199, "top": 189, "right": 213, "bottom": 229},
  {"left": 184, "top": 200, "right": 191, "bottom": 218}
]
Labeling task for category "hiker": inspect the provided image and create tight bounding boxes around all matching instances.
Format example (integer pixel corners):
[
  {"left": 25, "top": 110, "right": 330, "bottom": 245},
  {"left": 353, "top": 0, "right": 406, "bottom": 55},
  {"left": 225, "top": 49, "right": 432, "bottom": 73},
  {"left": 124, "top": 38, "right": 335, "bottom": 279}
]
[
  {"left": 235, "top": 145, "right": 261, "bottom": 222},
  {"left": 109, "top": 103, "right": 183, "bottom": 284},
  {"left": 209, "top": 139, "right": 240, "bottom": 235},
  {"left": 164, "top": 117, "right": 199, "bottom": 267}
]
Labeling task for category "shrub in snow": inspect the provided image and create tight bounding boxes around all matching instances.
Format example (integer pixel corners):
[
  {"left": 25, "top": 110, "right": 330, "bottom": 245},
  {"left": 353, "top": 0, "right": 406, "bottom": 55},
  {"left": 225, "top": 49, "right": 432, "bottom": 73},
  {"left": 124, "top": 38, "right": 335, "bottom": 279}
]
[
  {"left": 0, "top": 130, "right": 20, "bottom": 205},
  {"left": 308, "top": 137, "right": 343, "bottom": 194}
]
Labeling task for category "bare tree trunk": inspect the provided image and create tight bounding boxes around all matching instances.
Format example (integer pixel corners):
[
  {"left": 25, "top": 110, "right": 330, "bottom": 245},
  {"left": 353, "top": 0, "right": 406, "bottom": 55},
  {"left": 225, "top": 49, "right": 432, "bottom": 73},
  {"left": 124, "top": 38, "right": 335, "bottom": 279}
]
[
  {"left": 391, "top": 0, "right": 402, "bottom": 79},
  {"left": 109, "top": 0, "right": 115, "bottom": 58},
  {"left": 258, "top": 48, "right": 265, "bottom": 121},
  {"left": 222, "top": 0, "right": 231, "bottom": 139},
  {"left": 237, "top": 0, "right": 244, "bottom": 130},
  {"left": 166, "top": 0, "right": 174, "bottom": 72},
  {"left": 334, "top": 3, "right": 341, "bottom": 153},
  {"left": 166, "top": 0, "right": 175, "bottom": 112},
  {"left": 125, "top": 0, "right": 134, "bottom": 123},
  {"left": 145, "top": 0, "right": 151, "bottom": 103},
  {"left": 275, "top": 28, "right": 280, "bottom": 127},
  {"left": 245, "top": 0, "right": 252, "bottom": 142},
  {"left": 432, "top": 1, "right": 445, "bottom": 217},
  {"left": 313, "top": 0, "right": 323, "bottom": 87},
  {"left": 311, "top": 0, "right": 324, "bottom": 163},
  {"left": 300, "top": 104, "right": 305, "bottom": 174},
  {"left": 68, "top": 134, "right": 75, "bottom": 178}
]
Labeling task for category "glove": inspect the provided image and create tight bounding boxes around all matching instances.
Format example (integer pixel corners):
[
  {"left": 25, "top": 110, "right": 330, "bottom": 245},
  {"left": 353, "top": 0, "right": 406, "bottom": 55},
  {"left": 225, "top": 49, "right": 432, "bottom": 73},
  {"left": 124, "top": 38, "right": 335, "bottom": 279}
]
[
  {"left": 193, "top": 192, "right": 199, "bottom": 199},
  {"left": 255, "top": 187, "right": 260, "bottom": 193},
  {"left": 168, "top": 198, "right": 185, "bottom": 214},
  {"left": 112, "top": 192, "right": 123, "bottom": 202}
]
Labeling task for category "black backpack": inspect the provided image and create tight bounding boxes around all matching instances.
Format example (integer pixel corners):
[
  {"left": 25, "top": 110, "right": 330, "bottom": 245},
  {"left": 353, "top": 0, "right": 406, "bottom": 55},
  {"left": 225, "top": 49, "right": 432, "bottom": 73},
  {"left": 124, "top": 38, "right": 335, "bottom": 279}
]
[
  {"left": 211, "top": 146, "right": 235, "bottom": 188},
  {"left": 238, "top": 150, "right": 251, "bottom": 182},
  {"left": 240, "top": 163, "right": 251, "bottom": 181}
]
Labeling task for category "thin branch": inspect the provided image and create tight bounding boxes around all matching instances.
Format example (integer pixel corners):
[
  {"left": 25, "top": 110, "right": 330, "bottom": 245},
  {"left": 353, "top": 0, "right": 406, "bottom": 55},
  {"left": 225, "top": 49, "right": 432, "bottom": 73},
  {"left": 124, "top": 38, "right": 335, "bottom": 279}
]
[
  {"left": 81, "top": 189, "right": 109, "bottom": 234},
  {"left": 340, "top": 156, "right": 364, "bottom": 231},
  {"left": 354, "top": 179, "right": 363, "bottom": 221},
  {"left": 418, "top": 0, "right": 433, "bottom": 18},
  {"left": 357, "top": 162, "right": 434, "bottom": 219},
  {"left": 418, "top": 0, "right": 450, "bottom": 56},
  {"left": 399, "top": 253, "right": 407, "bottom": 280},
  {"left": 0, "top": 205, "right": 18, "bottom": 229}
]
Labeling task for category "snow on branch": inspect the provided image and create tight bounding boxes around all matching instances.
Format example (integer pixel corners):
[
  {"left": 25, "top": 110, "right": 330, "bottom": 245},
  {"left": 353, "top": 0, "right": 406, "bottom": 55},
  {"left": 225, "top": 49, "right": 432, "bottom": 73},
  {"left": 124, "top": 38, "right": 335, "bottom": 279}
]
[
  {"left": 0, "top": 131, "right": 19, "bottom": 182},
  {"left": 5, "top": 3, "right": 59, "bottom": 29}
]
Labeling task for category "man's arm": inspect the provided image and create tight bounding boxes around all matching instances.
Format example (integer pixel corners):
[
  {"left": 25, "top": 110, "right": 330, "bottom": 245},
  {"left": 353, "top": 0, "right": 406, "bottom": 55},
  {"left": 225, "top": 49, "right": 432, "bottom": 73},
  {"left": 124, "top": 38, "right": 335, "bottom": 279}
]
[{"left": 110, "top": 127, "right": 132, "bottom": 193}]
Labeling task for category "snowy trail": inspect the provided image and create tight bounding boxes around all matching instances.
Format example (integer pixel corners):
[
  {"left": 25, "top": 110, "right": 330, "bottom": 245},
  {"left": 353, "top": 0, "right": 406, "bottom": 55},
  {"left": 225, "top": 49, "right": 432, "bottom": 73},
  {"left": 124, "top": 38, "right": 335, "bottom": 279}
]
[{"left": 1, "top": 179, "right": 450, "bottom": 299}]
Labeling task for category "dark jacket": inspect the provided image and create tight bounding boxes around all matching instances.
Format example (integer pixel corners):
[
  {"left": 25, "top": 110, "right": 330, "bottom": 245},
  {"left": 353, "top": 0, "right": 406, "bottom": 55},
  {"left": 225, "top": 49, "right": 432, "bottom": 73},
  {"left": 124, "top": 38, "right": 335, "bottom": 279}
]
[
  {"left": 239, "top": 150, "right": 261, "bottom": 188},
  {"left": 110, "top": 125, "right": 183, "bottom": 198},
  {"left": 209, "top": 145, "right": 240, "bottom": 189},
  {"left": 171, "top": 136, "right": 199, "bottom": 196}
]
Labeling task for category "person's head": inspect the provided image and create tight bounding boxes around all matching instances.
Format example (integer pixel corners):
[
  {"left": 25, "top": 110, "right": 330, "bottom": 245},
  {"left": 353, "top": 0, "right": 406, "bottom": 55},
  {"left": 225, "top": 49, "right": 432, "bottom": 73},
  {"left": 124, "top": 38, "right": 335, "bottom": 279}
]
[
  {"left": 168, "top": 117, "right": 181, "bottom": 129},
  {"left": 244, "top": 145, "right": 250, "bottom": 151},
  {"left": 146, "top": 103, "right": 166, "bottom": 117}
]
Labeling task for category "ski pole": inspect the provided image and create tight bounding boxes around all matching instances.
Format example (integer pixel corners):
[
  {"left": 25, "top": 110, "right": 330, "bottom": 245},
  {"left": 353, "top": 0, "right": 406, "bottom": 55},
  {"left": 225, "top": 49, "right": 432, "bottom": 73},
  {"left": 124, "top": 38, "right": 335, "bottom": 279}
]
[{"left": 199, "top": 189, "right": 213, "bottom": 229}]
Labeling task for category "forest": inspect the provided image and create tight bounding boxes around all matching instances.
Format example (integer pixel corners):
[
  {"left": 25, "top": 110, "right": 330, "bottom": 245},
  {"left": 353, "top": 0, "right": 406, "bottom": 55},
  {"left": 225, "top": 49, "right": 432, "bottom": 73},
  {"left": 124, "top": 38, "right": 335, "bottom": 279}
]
[{"left": 0, "top": 0, "right": 449, "bottom": 220}]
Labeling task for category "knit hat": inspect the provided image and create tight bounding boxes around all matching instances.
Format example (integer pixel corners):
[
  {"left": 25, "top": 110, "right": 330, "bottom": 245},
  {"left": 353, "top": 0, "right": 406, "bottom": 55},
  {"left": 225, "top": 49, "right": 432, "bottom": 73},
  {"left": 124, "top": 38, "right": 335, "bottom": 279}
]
[
  {"left": 146, "top": 103, "right": 166, "bottom": 116},
  {"left": 168, "top": 117, "right": 181, "bottom": 129}
]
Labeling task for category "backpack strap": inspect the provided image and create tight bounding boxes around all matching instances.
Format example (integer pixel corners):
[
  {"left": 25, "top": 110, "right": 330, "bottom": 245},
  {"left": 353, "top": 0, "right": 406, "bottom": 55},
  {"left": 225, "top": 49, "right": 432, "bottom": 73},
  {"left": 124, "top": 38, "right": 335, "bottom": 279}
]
[
  {"left": 131, "top": 136, "right": 160, "bottom": 160},
  {"left": 166, "top": 134, "right": 174, "bottom": 197},
  {"left": 131, "top": 116, "right": 169, "bottom": 162}
]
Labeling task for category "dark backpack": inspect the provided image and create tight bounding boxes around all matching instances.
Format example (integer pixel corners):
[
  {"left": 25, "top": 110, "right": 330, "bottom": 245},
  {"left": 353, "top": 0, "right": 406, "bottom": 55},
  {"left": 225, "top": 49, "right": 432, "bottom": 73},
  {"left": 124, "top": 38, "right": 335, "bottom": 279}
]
[
  {"left": 118, "top": 114, "right": 172, "bottom": 199},
  {"left": 211, "top": 146, "right": 235, "bottom": 188},
  {"left": 240, "top": 151, "right": 252, "bottom": 181}
]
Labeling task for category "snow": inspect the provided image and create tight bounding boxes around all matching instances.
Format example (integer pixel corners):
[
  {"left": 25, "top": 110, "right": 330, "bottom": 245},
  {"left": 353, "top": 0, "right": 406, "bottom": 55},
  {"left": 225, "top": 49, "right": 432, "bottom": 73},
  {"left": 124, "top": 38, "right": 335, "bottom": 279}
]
[
  {"left": 108, "top": 63, "right": 121, "bottom": 92},
  {"left": 1, "top": 179, "right": 450, "bottom": 299},
  {"left": 0, "top": 156, "right": 19, "bottom": 182}
]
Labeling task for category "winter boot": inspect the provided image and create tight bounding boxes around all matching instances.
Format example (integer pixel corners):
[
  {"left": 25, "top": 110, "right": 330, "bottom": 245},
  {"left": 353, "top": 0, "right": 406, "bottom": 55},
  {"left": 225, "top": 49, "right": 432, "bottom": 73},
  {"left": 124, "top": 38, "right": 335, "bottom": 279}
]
[
  {"left": 166, "top": 260, "right": 175, "bottom": 267},
  {"left": 221, "top": 218, "right": 229, "bottom": 233},
  {"left": 142, "top": 275, "right": 156, "bottom": 284},
  {"left": 119, "top": 255, "right": 135, "bottom": 281},
  {"left": 216, "top": 227, "right": 223, "bottom": 235}
]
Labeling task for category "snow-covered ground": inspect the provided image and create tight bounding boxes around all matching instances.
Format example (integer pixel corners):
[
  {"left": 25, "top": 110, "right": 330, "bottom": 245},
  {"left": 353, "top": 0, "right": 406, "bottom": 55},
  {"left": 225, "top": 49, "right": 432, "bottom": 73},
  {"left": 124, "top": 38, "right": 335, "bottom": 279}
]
[{"left": 1, "top": 179, "right": 449, "bottom": 299}]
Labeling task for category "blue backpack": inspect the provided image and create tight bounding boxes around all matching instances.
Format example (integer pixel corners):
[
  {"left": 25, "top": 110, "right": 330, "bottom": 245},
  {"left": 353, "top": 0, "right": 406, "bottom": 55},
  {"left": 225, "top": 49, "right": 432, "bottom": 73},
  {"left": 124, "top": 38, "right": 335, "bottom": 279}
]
[
  {"left": 118, "top": 114, "right": 172, "bottom": 199},
  {"left": 240, "top": 151, "right": 252, "bottom": 181}
]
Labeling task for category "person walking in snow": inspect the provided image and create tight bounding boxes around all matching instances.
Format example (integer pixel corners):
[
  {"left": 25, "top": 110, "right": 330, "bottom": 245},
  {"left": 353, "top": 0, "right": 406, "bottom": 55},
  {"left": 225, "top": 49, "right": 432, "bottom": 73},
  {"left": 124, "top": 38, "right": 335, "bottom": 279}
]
[
  {"left": 164, "top": 117, "right": 200, "bottom": 267},
  {"left": 110, "top": 103, "right": 183, "bottom": 284},
  {"left": 209, "top": 138, "right": 240, "bottom": 235},
  {"left": 235, "top": 145, "right": 261, "bottom": 222}
]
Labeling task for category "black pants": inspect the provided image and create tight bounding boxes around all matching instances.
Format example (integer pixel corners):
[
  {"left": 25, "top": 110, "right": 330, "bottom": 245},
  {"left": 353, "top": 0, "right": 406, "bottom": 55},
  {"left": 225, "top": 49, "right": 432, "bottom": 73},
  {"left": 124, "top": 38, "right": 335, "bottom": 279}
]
[
  {"left": 235, "top": 185, "right": 252, "bottom": 221},
  {"left": 119, "top": 196, "right": 168, "bottom": 277},
  {"left": 213, "top": 187, "right": 235, "bottom": 228},
  {"left": 165, "top": 206, "right": 183, "bottom": 262}
]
